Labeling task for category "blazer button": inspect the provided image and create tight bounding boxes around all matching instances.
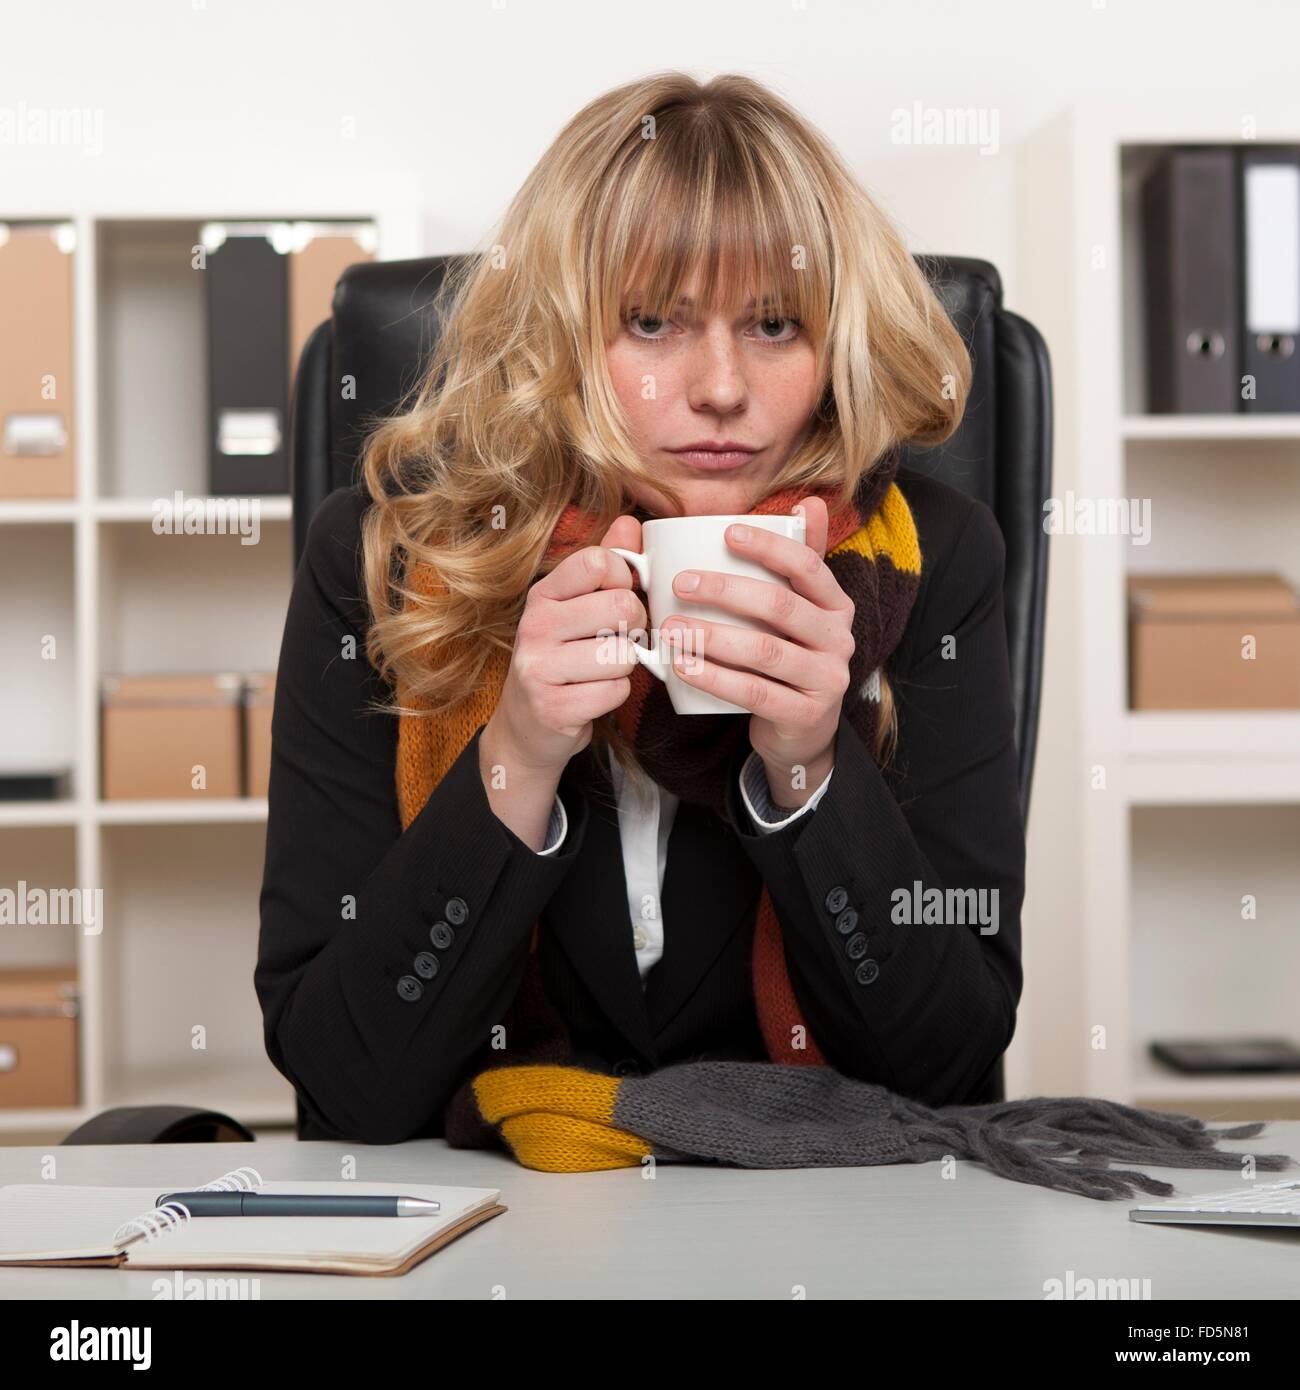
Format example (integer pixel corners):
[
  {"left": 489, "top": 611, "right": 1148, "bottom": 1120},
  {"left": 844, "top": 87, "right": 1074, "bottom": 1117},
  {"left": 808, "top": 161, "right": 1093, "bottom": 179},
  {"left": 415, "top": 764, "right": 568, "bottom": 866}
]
[
  {"left": 824, "top": 886, "right": 849, "bottom": 915},
  {"left": 834, "top": 906, "right": 858, "bottom": 935},
  {"left": 429, "top": 921, "right": 455, "bottom": 950},
  {"left": 445, "top": 896, "right": 469, "bottom": 926},
  {"left": 855, "top": 958, "right": 880, "bottom": 986},
  {"left": 413, "top": 951, "right": 439, "bottom": 979},
  {"left": 845, "top": 931, "right": 869, "bottom": 960},
  {"left": 396, "top": 975, "right": 424, "bottom": 1002}
]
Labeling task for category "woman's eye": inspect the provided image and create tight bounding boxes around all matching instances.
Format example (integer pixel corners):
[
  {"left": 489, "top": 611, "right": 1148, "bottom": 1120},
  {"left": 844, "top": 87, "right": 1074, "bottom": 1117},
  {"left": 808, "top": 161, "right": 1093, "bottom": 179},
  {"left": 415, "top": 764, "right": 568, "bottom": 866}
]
[
  {"left": 754, "top": 315, "right": 801, "bottom": 344},
  {"left": 627, "top": 310, "right": 670, "bottom": 339}
]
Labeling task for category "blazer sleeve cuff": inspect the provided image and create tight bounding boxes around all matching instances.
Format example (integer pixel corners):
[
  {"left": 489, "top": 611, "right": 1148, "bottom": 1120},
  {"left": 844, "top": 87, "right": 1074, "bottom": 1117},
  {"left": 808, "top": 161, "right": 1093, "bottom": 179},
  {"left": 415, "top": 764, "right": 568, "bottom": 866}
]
[
  {"left": 739, "top": 748, "right": 833, "bottom": 833},
  {"left": 535, "top": 794, "right": 569, "bottom": 856}
]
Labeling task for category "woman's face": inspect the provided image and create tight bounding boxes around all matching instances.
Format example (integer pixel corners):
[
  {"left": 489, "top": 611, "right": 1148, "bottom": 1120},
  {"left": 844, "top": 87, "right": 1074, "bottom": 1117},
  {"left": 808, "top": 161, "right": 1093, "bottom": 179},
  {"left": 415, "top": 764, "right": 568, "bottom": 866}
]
[{"left": 606, "top": 274, "right": 820, "bottom": 517}]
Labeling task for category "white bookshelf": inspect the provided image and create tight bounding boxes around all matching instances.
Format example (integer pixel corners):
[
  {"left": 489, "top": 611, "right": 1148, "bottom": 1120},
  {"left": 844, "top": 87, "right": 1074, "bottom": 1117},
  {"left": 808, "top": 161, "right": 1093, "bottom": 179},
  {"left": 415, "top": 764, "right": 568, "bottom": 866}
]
[
  {"left": 0, "top": 194, "right": 420, "bottom": 1134},
  {"left": 1121, "top": 415, "right": 1300, "bottom": 442},
  {"left": 1019, "top": 98, "right": 1300, "bottom": 1116}
]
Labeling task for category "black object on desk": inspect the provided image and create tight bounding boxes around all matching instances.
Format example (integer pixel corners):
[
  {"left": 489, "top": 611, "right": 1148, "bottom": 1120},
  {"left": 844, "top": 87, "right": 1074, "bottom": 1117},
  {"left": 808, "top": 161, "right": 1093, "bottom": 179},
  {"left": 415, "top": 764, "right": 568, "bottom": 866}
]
[{"left": 1150, "top": 1037, "right": 1300, "bottom": 1074}]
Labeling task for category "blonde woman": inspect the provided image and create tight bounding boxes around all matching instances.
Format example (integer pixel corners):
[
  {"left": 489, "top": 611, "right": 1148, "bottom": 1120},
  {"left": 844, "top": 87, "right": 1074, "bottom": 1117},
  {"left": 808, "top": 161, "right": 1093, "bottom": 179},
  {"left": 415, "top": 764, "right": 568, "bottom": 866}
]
[{"left": 255, "top": 72, "right": 1025, "bottom": 1147}]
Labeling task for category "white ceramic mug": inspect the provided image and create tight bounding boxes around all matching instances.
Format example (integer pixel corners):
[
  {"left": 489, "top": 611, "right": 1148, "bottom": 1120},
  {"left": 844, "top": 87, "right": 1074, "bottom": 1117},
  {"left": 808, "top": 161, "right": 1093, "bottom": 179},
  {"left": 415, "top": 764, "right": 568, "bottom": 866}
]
[{"left": 608, "top": 511, "right": 807, "bottom": 715}]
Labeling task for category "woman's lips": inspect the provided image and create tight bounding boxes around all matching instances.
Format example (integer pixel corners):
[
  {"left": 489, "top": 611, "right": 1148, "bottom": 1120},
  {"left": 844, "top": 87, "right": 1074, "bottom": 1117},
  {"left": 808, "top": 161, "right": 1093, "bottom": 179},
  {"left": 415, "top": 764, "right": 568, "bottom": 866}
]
[{"left": 669, "top": 448, "right": 758, "bottom": 471}]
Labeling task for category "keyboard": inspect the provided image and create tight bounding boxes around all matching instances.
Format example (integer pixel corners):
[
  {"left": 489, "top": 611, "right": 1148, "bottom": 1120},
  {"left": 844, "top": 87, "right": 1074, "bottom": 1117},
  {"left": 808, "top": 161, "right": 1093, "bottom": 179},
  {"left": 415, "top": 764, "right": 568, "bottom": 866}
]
[{"left": 1129, "top": 1179, "right": 1300, "bottom": 1227}]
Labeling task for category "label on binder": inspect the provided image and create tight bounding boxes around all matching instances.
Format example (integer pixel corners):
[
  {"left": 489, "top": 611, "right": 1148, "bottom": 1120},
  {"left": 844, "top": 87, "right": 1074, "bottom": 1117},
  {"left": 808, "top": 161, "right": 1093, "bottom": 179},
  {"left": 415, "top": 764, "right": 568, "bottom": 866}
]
[{"left": 217, "top": 408, "right": 281, "bottom": 456}]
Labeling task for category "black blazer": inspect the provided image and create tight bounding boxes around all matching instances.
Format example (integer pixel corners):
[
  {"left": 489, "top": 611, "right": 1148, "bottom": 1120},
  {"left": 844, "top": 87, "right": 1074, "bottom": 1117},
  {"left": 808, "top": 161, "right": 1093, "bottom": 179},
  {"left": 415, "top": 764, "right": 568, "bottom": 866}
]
[{"left": 255, "top": 468, "right": 1026, "bottom": 1143}]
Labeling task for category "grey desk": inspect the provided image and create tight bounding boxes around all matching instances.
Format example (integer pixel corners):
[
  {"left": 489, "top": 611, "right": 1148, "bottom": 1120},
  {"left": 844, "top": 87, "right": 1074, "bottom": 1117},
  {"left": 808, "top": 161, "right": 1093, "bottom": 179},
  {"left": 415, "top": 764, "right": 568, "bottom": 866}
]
[{"left": 2, "top": 1128, "right": 1298, "bottom": 1299}]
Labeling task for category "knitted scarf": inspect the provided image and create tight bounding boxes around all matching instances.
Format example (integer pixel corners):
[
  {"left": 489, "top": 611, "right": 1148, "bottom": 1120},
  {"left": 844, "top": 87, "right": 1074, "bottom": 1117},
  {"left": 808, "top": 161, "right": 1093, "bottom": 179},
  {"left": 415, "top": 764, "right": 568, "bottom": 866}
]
[
  {"left": 396, "top": 453, "right": 915, "bottom": 1070},
  {"left": 391, "top": 453, "right": 1294, "bottom": 1199}
]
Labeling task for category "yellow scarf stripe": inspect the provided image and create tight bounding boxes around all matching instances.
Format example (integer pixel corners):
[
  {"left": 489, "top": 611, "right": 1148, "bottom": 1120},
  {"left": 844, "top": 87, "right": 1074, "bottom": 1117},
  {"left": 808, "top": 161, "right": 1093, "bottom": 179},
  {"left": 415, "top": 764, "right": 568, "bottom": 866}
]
[
  {"left": 474, "top": 1066, "right": 648, "bottom": 1172},
  {"left": 498, "top": 1114, "right": 649, "bottom": 1172},
  {"left": 827, "top": 482, "right": 921, "bottom": 575},
  {"left": 474, "top": 1064, "right": 622, "bottom": 1123}
]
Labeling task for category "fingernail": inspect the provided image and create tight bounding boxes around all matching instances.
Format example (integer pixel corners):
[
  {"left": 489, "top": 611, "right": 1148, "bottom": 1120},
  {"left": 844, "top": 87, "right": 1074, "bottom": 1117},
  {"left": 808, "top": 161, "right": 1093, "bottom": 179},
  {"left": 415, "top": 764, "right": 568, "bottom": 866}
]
[
  {"left": 729, "top": 524, "right": 751, "bottom": 542},
  {"left": 676, "top": 572, "right": 700, "bottom": 592}
]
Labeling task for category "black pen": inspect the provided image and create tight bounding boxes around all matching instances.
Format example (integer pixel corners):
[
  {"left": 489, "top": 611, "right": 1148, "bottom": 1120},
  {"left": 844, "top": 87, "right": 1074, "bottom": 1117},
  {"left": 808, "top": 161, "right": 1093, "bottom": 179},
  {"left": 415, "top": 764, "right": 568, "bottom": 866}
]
[{"left": 155, "top": 1192, "right": 440, "bottom": 1217}]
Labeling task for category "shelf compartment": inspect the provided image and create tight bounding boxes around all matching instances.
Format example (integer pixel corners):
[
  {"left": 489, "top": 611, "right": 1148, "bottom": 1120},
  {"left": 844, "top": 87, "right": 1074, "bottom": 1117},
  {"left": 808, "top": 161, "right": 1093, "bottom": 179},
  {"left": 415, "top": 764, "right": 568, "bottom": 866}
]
[
  {"left": 0, "top": 826, "right": 81, "bottom": 969},
  {"left": 99, "top": 820, "right": 285, "bottom": 1124},
  {"left": 96, "top": 220, "right": 208, "bottom": 500},
  {"left": 97, "top": 521, "right": 292, "bottom": 677},
  {"left": 1129, "top": 804, "right": 1300, "bottom": 1117},
  {"left": 0, "top": 526, "right": 77, "bottom": 787}
]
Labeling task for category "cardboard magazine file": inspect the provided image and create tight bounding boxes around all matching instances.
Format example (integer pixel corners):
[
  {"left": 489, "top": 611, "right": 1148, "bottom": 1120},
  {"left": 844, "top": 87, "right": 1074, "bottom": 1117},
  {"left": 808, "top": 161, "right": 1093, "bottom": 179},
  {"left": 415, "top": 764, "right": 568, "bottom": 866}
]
[
  {"left": 242, "top": 671, "right": 276, "bottom": 797},
  {"left": 286, "top": 225, "right": 375, "bottom": 384},
  {"left": 0, "top": 967, "right": 79, "bottom": 1109},
  {"left": 101, "top": 673, "right": 243, "bottom": 799},
  {"left": 1128, "top": 573, "right": 1300, "bottom": 710},
  {"left": 0, "top": 225, "right": 76, "bottom": 498}
]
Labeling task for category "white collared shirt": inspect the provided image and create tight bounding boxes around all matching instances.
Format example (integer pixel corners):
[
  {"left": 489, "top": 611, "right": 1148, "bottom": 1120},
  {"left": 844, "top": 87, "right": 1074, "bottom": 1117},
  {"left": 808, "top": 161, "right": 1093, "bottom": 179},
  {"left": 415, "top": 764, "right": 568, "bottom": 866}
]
[{"left": 533, "top": 746, "right": 833, "bottom": 984}]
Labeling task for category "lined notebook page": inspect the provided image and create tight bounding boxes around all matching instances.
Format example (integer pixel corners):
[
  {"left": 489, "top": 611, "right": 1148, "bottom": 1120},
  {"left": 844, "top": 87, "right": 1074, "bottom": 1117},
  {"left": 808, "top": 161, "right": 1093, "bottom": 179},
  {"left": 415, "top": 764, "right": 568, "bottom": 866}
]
[
  {"left": 0, "top": 1186, "right": 163, "bottom": 1261},
  {"left": 123, "top": 1183, "right": 500, "bottom": 1268}
]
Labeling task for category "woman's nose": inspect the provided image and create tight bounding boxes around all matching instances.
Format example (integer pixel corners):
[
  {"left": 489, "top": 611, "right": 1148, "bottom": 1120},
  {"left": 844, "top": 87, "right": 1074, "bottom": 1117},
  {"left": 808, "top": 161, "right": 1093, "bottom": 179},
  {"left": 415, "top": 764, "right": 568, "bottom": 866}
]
[{"left": 685, "top": 329, "right": 747, "bottom": 413}]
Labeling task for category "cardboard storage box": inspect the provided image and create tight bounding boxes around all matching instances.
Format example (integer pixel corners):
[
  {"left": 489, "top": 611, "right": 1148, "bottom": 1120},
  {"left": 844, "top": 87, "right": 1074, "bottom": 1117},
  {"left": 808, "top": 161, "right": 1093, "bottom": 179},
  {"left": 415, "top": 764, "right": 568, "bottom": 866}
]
[
  {"left": 0, "top": 225, "right": 76, "bottom": 499},
  {"left": 101, "top": 672, "right": 243, "bottom": 799},
  {"left": 243, "top": 672, "right": 275, "bottom": 797},
  {"left": 0, "top": 967, "right": 79, "bottom": 1109},
  {"left": 1128, "top": 573, "right": 1300, "bottom": 710},
  {"left": 287, "top": 229, "right": 375, "bottom": 386}
]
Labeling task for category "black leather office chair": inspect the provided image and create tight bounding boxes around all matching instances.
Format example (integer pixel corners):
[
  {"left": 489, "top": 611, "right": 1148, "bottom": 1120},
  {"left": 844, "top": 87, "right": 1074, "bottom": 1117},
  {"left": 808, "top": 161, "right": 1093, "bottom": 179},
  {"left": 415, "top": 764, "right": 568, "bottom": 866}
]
[
  {"left": 66, "top": 254, "right": 1049, "bottom": 1143},
  {"left": 62, "top": 1105, "right": 256, "bottom": 1145}
]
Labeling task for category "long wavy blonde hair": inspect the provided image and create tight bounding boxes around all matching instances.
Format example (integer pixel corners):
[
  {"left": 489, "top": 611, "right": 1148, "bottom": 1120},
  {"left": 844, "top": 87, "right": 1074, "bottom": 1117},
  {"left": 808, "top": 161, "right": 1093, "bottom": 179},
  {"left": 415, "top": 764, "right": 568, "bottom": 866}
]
[{"left": 357, "top": 71, "right": 970, "bottom": 788}]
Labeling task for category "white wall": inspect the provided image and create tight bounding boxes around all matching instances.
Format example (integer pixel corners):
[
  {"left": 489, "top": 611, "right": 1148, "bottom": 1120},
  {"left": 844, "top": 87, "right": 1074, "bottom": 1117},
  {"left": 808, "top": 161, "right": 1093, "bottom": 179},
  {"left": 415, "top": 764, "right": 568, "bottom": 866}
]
[{"left": 6, "top": 0, "right": 1294, "bottom": 261}]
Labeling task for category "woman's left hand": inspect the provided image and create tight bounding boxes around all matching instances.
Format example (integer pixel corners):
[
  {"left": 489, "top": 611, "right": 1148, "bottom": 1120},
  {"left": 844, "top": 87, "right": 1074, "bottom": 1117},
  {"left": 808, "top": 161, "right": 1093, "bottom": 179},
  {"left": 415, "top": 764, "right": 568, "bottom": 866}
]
[{"left": 659, "top": 495, "right": 855, "bottom": 781}]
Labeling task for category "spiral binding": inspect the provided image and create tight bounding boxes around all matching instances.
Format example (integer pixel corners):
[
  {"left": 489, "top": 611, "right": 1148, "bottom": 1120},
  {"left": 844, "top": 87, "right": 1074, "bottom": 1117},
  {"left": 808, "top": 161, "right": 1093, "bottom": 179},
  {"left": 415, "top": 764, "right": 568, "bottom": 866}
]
[{"left": 110, "top": 1164, "right": 264, "bottom": 1248}]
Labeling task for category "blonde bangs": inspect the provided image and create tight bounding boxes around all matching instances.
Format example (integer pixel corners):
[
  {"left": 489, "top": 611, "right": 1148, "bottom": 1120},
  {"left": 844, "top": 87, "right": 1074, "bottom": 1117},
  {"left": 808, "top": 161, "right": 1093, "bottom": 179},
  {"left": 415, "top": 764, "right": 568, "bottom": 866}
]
[{"left": 592, "top": 115, "right": 834, "bottom": 363}]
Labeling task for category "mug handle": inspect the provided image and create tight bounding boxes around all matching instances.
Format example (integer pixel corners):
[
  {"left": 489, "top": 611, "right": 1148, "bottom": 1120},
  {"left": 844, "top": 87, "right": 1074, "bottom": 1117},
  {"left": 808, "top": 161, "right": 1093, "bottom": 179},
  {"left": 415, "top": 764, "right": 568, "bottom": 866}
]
[{"left": 606, "top": 547, "right": 669, "bottom": 683}]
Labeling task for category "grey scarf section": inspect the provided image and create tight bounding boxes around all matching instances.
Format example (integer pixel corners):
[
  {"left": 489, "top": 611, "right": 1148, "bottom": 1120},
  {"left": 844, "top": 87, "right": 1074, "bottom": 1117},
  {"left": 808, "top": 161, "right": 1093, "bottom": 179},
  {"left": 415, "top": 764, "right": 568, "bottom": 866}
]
[{"left": 611, "top": 1062, "right": 1295, "bottom": 1200}]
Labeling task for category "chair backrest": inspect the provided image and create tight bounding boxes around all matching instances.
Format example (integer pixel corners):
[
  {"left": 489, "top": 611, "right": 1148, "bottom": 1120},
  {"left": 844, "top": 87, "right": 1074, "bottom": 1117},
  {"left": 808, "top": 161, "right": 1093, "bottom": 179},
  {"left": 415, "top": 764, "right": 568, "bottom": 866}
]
[{"left": 291, "top": 253, "right": 1052, "bottom": 816}]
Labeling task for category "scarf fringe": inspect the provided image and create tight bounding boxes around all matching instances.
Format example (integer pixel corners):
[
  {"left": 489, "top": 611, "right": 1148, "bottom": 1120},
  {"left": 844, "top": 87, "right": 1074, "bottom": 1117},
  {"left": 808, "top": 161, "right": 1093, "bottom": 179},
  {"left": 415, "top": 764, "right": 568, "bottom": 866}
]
[{"left": 898, "top": 1094, "right": 1292, "bottom": 1200}]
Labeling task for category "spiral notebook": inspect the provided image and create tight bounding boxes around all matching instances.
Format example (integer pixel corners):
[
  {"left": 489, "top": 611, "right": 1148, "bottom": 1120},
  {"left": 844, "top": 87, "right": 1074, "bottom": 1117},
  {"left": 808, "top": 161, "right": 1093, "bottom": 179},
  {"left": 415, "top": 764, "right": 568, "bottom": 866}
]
[{"left": 0, "top": 1166, "right": 506, "bottom": 1277}]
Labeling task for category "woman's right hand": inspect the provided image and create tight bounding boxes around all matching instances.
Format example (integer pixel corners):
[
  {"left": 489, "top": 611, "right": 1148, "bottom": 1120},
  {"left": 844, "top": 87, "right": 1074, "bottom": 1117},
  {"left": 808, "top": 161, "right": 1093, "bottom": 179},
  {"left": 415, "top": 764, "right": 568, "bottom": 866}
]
[{"left": 484, "top": 514, "right": 647, "bottom": 776}]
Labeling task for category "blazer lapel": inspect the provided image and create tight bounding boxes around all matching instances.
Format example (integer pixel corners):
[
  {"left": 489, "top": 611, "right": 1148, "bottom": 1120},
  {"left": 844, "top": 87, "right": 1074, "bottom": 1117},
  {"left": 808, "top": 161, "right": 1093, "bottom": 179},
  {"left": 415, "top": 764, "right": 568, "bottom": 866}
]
[
  {"left": 544, "top": 745, "right": 658, "bottom": 1061},
  {"left": 643, "top": 796, "right": 760, "bottom": 1039}
]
